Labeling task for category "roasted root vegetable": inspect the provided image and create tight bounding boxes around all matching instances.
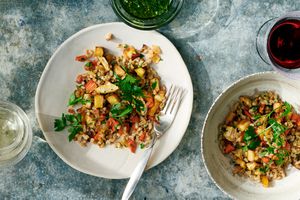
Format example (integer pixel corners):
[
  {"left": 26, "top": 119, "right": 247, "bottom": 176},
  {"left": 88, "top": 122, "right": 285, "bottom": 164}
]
[
  {"left": 85, "top": 80, "right": 97, "bottom": 93},
  {"left": 94, "top": 46, "right": 104, "bottom": 57},
  {"left": 148, "top": 99, "right": 161, "bottom": 116},
  {"left": 54, "top": 42, "right": 166, "bottom": 154},
  {"left": 106, "top": 94, "right": 120, "bottom": 105},
  {"left": 220, "top": 91, "right": 300, "bottom": 188},
  {"left": 96, "top": 83, "right": 119, "bottom": 94},
  {"left": 94, "top": 95, "right": 104, "bottom": 108},
  {"left": 114, "top": 65, "right": 126, "bottom": 77},
  {"left": 135, "top": 68, "right": 145, "bottom": 78}
]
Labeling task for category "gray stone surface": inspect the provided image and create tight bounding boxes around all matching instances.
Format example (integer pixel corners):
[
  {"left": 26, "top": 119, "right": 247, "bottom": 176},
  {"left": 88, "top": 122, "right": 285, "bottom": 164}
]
[{"left": 0, "top": 0, "right": 299, "bottom": 199}]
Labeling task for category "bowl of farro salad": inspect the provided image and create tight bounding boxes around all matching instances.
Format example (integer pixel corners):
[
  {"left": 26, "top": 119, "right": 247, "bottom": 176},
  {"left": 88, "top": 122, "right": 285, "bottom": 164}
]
[
  {"left": 35, "top": 23, "right": 193, "bottom": 179},
  {"left": 202, "top": 72, "right": 300, "bottom": 200}
]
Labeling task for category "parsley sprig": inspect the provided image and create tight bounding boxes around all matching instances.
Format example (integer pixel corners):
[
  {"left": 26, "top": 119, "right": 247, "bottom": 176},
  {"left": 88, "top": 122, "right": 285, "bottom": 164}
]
[
  {"left": 254, "top": 101, "right": 291, "bottom": 121},
  {"left": 243, "top": 126, "right": 260, "bottom": 150},
  {"left": 54, "top": 113, "right": 82, "bottom": 141},
  {"left": 114, "top": 73, "right": 145, "bottom": 112},
  {"left": 110, "top": 103, "right": 133, "bottom": 118},
  {"left": 68, "top": 93, "right": 91, "bottom": 106}
]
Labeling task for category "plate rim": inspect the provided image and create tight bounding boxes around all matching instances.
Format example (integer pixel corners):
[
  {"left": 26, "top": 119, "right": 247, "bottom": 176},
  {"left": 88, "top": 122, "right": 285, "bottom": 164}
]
[{"left": 35, "top": 22, "right": 194, "bottom": 179}]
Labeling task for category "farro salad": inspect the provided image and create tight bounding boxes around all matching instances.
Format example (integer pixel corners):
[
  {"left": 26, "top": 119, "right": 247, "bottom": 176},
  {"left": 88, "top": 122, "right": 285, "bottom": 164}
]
[
  {"left": 220, "top": 91, "right": 300, "bottom": 187},
  {"left": 54, "top": 42, "right": 166, "bottom": 153}
]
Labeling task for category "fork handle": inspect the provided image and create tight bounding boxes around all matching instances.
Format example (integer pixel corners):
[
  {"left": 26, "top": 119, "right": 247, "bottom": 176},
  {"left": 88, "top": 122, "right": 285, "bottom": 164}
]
[{"left": 121, "top": 135, "right": 157, "bottom": 200}]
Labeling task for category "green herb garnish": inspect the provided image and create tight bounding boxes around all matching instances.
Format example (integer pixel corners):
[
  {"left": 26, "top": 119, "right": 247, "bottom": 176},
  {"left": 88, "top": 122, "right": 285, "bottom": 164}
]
[
  {"left": 243, "top": 126, "right": 256, "bottom": 141},
  {"left": 243, "top": 126, "right": 261, "bottom": 150},
  {"left": 115, "top": 73, "right": 145, "bottom": 112},
  {"left": 268, "top": 118, "right": 286, "bottom": 147},
  {"left": 85, "top": 62, "right": 92, "bottom": 67},
  {"left": 151, "top": 81, "right": 157, "bottom": 90},
  {"left": 110, "top": 103, "right": 133, "bottom": 118},
  {"left": 248, "top": 139, "right": 261, "bottom": 150},
  {"left": 54, "top": 113, "right": 82, "bottom": 141},
  {"left": 54, "top": 113, "right": 67, "bottom": 131},
  {"left": 281, "top": 101, "right": 291, "bottom": 117},
  {"left": 254, "top": 115, "right": 261, "bottom": 121},
  {"left": 251, "top": 106, "right": 258, "bottom": 112},
  {"left": 259, "top": 165, "right": 270, "bottom": 174},
  {"left": 68, "top": 93, "right": 91, "bottom": 106},
  {"left": 275, "top": 149, "right": 289, "bottom": 166}
]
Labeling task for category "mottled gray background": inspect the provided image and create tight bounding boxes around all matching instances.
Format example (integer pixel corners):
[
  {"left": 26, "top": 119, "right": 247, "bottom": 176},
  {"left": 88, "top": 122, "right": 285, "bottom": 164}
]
[{"left": 0, "top": 0, "right": 299, "bottom": 199}]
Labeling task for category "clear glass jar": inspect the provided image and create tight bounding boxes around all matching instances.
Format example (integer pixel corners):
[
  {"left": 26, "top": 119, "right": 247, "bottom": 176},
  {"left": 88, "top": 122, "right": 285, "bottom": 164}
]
[
  {"left": 111, "top": 0, "right": 184, "bottom": 30},
  {"left": 0, "top": 101, "right": 32, "bottom": 167}
]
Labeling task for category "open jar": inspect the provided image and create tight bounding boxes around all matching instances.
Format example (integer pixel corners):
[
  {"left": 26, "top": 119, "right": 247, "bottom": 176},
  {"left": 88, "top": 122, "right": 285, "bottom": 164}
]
[
  {"left": 111, "top": 0, "right": 184, "bottom": 30},
  {"left": 0, "top": 101, "right": 32, "bottom": 167}
]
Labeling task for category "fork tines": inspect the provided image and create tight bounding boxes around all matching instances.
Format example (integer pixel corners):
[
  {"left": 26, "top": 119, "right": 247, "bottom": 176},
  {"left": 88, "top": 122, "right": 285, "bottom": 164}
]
[{"left": 161, "top": 84, "right": 184, "bottom": 115}]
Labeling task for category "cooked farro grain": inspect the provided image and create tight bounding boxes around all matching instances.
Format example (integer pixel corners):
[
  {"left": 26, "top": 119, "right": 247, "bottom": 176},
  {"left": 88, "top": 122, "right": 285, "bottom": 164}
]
[
  {"left": 54, "top": 41, "right": 166, "bottom": 153},
  {"left": 220, "top": 91, "right": 300, "bottom": 187}
]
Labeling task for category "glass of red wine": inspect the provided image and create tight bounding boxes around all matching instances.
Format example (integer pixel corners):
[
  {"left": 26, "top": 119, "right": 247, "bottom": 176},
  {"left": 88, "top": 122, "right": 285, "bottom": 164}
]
[{"left": 256, "top": 11, "right": 300, "bottom": 79}]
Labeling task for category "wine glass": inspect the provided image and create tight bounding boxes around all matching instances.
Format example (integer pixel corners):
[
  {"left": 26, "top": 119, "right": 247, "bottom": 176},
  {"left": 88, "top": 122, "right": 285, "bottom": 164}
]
[{"left": 256, "top": 11, "right": 300, "bottom": 79}]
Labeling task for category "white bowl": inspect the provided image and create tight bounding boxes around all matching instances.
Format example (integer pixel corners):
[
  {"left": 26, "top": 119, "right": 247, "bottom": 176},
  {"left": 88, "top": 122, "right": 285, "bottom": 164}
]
[{"left": 201, "top": 71, "right": 300, "bottom": 200}]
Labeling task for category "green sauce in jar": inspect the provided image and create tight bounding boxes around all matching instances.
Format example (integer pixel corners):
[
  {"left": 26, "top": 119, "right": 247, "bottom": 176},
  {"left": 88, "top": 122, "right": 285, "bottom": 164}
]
[{"left": 120, "top": 0, "right": 171, "bottom": 19}]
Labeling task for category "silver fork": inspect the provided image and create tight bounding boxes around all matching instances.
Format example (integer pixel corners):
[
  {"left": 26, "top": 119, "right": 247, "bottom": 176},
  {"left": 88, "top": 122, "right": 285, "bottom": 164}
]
[{"left": 122, "top": 85, "right": 184, "bottom": 200}]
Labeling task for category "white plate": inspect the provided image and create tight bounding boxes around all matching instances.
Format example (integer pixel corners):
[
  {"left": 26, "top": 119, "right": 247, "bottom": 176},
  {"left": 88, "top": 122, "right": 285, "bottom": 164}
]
[
  {"left": 35, "top": 22, "right": 193, "bottom": 179},
  {"left": 201, "top": 71, "right": 300, "bottom": 200}
]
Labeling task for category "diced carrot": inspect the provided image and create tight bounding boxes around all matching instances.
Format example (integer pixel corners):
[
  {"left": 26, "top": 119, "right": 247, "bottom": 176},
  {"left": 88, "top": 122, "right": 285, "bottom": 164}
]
[
  {"left": 118, "top": 127, "right": 124, "bottom": 135},
  {"left": 291, "top": 113, "right": 300, "bottom": 126},
  {"left": 91, "top": 60, "right": 98, "bottom": 66},
  {"left": 99, "top": 114, "right": 106, "bottom": 121},
  {"left": 145, "top": 96, "right": 154, "bottom": 108},
  {"left": 85, "top": 80, "right": 97, "bottom": 93},
  {"left": 75, "top": 55, "right": 88, "bottom": 62},
  {"left": 128, "top": 139, "right": 137, "bottom": 153},
  {"left": 68, "top": 108, "right": 75, "bottom": 114},
  {"left": 224, "top": 144, "right": 235, "bottom": 154},
  {"left": 261, "top": 157, "right": 270, "bottom": 163},
  {"left": 284, "top": 142, "right": 291, "bottom": 151},
  {"left": 118, "top": 123, "right": 129, "bottom": 135},
  {"left": 272, "top": 155, "right": 279, "bottom": 161},
  {"left": 76, "top": 75, "right": 83, "bottom": 83},
  {"left": 291, "top": 113, "right": 300, "bottom": 121},
  {"left": 93, "top": 132, "right": 101, "bottom": 141},
  {"left": 106, "top": 118, "right": 119, "bottom": 132},
  {"left": 284, "top": 129, "right": 291, "bottom": 135},
  {"left": 130, "top": 115, "right": 140, "bottom": 123},
  {"left": 139, "top": 132, "right": 146, "bottom": 142},
  {"left": 243, "top": 108, "right": 252, "bottom": 119},
  {"left": 131, "top": 53, "right": 141, "bottom": 60},
  {"left": 259, "top": 104, "right": 266, "bottom": 114}
]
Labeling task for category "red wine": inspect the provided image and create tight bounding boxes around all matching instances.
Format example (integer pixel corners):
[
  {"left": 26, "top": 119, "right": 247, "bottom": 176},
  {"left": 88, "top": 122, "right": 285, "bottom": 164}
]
[{"left": 267, "top": 19, "right": 300, "bottom": 69}]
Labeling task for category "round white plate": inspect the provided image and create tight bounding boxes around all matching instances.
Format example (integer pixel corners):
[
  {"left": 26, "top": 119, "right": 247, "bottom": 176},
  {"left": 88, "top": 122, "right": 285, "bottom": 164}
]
[
  {"left": 201, "top": 71, "right": 300, "bottom": 200},
  {"left": 35, "top": 22, "right": 193, "bottom": 179}
]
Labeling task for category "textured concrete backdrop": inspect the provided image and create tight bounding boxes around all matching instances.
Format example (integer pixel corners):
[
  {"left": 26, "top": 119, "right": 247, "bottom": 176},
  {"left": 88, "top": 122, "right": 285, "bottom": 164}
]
[{"left": 0, "top": 0, "right": 299, "bottom": 199}]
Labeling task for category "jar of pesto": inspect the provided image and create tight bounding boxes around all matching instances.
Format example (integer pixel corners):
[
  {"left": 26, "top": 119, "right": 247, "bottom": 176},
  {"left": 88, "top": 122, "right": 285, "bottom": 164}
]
[
  {"left": 0, "top": 101, "right": 32, "bottom": 167},
  {"left": 111, "top": 0, "right": 184, "bottom": 30}
]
